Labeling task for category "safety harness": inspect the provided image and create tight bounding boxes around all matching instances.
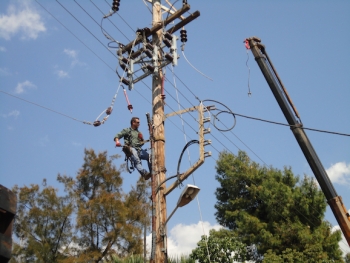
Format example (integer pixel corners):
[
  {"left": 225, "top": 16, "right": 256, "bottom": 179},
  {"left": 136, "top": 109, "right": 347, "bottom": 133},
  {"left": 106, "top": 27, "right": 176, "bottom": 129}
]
[{"left": 121, "top": 128, "right": 145, "bottom": 174}]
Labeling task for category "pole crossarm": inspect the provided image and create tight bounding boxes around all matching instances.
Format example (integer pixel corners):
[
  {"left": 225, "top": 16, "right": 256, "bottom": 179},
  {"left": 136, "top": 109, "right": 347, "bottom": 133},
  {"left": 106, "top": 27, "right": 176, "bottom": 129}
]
[
  {"left": 166, "top": 11, "right": 200, "bottom": 34},
  {"left": 164, "top": 105, "right": 199, "bottom": 119},
  {"left": 163, "top": 104, "right": 208, "bottom": 196},
  {"left": 121, "top": 4, "right": 191, "bottom": 54}
]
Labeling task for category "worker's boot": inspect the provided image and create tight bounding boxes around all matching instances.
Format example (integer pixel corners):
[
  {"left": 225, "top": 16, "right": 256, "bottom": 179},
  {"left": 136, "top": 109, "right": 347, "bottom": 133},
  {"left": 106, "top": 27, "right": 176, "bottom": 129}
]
[{"left": 142, "top": 172, "right": 151, "bottom": 180}]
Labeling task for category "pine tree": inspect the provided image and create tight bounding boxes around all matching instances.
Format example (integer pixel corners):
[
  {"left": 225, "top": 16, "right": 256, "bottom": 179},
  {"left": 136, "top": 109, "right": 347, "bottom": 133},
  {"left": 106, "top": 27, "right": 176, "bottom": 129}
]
[{"left": 214, "top": 150, "right": 344, "bottom": 262}]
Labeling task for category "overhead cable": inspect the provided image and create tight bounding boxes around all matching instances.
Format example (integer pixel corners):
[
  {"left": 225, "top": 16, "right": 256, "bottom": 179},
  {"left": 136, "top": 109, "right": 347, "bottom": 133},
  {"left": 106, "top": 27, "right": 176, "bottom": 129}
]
[
  {"left": 35, "top": 0, "right": 115, "bottom": 72},
  {"left": 234, "top": 112, "right": 350, "bottom": 137},
  {"left": 0, "top": 90, "right": 92, "bottom": 125}
]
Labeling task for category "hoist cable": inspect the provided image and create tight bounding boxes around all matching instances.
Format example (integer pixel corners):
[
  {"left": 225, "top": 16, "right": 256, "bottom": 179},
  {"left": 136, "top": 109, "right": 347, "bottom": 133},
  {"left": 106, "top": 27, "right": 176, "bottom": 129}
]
[{"left": 246, "top": 49, "right": 252, "bottom": 96}]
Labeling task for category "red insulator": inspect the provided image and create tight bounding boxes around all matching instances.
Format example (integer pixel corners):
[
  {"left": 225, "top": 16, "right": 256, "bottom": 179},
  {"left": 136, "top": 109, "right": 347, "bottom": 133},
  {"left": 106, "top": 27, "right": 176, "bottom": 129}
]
[
  {"left": 161, "top": 94, "right": 166, "bottom": 100},
  {"left": 106, "top": 107, "right": 113, "bottom": 115},
  {"left": 128, "top": 104, "right": 133, "bottom": 113},
  {"left": 93, "top": 120, "right": 101, "bottom": 127}
]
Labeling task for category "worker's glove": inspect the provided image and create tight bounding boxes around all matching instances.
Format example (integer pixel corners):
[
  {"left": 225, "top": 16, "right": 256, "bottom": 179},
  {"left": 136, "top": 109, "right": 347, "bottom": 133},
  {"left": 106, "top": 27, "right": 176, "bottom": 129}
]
[{"left": 115, "top": 141, "right": 122, "bottom": 147}]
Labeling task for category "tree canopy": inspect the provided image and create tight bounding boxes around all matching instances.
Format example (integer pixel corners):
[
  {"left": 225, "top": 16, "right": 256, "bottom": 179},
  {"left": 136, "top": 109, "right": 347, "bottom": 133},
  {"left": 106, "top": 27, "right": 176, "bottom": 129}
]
[
  {"left": 214, "top": 150, "right": 344, "bottom": 262},
  {"left": 11, "top": 148, "right": 150, "bottom": 263},
  {"left": 190, "top": 229, "right": 249, "bottom": 263}
]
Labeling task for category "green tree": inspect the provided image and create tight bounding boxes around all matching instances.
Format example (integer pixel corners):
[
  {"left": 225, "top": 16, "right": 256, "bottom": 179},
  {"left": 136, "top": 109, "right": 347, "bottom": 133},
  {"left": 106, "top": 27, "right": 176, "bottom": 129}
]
[
  {"left": 11, "top": 148, "right": 150, "bottom": 263},
  {"left": 11, "top": 182, "right": 73, "bottom": 263},
  {"left": 214, "top": 150, "right": 344, "bottom": 262},
  {"left": 190, "top": 229, "right": 248, "bottom": 262}
]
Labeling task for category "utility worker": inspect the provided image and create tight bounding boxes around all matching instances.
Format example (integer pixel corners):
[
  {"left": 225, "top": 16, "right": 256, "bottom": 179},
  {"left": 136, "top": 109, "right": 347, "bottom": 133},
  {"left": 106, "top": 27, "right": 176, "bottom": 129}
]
[{"left": 114, "top": 117, "right": 151, "bottom": 180}]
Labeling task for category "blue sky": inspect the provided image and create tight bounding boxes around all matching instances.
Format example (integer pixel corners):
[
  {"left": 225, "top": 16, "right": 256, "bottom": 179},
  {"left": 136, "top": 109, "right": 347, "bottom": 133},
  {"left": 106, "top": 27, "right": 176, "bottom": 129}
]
[{"left": 1, "top": 0, "right": 349, "bottom": 257}]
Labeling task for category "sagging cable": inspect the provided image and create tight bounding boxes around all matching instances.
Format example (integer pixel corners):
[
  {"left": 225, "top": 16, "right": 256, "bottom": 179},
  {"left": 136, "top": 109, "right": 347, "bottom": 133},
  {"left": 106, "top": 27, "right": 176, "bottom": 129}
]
[
  {"left": 176, "top": 140, "right": 199, "bottom": 187},
  {"left": 182, "top": 50, "right": 213, "bottom": 81}
]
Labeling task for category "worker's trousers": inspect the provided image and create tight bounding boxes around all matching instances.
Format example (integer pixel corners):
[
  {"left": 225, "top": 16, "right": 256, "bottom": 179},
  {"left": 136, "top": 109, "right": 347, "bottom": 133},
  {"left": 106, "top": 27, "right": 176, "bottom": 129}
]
[{"left": 130, "top": 147, "right": 151, "bottom": 176}]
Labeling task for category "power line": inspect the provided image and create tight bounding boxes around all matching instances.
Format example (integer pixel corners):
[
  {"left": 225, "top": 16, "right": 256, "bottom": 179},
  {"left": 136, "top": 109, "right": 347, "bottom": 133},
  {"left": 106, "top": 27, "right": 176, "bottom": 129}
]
[
  {"left": 56, "top": 0, "right": 118, "bottom": 59},
  {"left": 161, "top": 79, "right": 349, "bottom": 252},
  {"left": 0, "top": 90, "right": 92, "bottom": 125},
  {"left": 92, "top": 0, "right": 132, "bottom": 41},
  {"left": 15, "top": 1, "right": 350, "bottom": 254},
  {"left": 35, "top": 0, "right": 115, "bottom": 73},
  {"left": 234, "top": 112, "right": 350, "bottom": 137},
  {"left": 162, "top": 88, "right": 348, "bottom": 254}
]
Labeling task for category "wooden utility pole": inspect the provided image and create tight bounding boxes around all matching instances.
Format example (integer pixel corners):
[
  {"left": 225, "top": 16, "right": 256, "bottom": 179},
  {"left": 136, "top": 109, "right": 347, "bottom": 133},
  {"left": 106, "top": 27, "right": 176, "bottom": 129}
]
[
  {"left": 118, "top": 2, "right": 200, "bottom": 261},
  {"left": 152, "top": 1, "right": 167, "bottom": 262}
]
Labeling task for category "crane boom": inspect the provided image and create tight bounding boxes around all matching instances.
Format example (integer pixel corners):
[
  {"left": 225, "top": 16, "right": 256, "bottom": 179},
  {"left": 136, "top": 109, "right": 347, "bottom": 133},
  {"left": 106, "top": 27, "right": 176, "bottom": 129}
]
[{"left": 245, "top": 36, "right": 350, "bottom": 246}]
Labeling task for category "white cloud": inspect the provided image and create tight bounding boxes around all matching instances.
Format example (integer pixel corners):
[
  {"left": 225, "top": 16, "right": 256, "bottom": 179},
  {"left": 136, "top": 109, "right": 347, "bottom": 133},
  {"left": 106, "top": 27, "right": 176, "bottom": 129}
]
[
  {"left": 1, "top": 110, "right": 20, "bottom": 118},
  {"left": 0, "top": 46, "right": 6, "bottom": 51},
  {"left": 331, "top": 225, "right": 350, "bottom": 257},
  {"left": 56, "top": 70, "right": 69, "bottom": 78},
  {"left": 63, "top": 49, "right": 77, "bottom": 59},
  {"left": 146, "top": 221, "right": 222, "bottom": 258},
  {"left": 63, "top": 49, "right": 85, "bottom": 67},
  {"left": 0, "top": 0, "right": 46, "bottom": 40},
  {"left": 15, "top": 80, "right": 36, "bottom": 94},
  {"left": 326, "top": 162, "right": 350, "bottom": 186}
]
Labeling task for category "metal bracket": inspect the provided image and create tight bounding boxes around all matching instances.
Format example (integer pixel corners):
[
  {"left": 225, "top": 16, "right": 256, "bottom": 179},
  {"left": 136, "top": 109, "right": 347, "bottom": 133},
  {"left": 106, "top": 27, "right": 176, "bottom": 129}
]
[{"left": 164, "top": 104, "right": 214, "bottom": 196}]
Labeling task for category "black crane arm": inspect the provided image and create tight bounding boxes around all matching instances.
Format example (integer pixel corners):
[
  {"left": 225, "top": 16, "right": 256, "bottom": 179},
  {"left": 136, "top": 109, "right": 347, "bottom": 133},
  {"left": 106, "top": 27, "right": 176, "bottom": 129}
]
[{"left": 245, "top": 36, "right": 350, "bottom": 246}]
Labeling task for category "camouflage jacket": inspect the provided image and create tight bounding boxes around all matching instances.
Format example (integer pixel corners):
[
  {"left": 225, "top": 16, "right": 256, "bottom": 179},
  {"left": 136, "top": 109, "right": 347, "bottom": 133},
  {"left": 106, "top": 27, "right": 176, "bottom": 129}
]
[{"left": 114, "top": 127, "right": 144, "bottom": 151}]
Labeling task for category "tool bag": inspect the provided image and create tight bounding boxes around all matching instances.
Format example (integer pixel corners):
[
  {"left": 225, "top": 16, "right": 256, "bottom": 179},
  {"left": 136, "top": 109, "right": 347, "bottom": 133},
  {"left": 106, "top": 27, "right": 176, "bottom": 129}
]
[{"left": 122, "top": 145, "right": 132, "bottom": 158}]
